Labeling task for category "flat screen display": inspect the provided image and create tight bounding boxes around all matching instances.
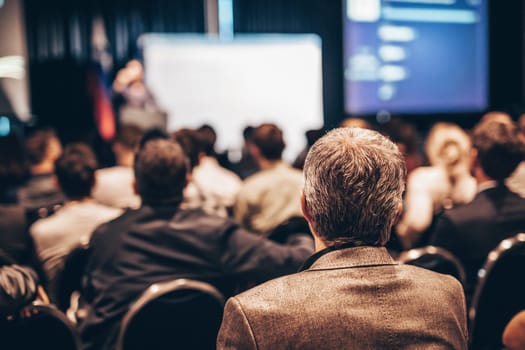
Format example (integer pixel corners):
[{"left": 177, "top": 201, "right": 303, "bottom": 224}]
[{"left": 343, "top": 0, "right": 487, "bottom": 115}]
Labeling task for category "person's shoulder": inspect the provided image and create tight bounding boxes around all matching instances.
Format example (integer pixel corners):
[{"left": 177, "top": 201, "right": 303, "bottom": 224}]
[
  {"left": 401, "top": 264, "right": 464, "bottom": 294},
  {"left": 233, "top": 270, "right": 308, "bottom": 306},
  {"left": 173, "top": 207, "right": 237, "bottom": 233}
]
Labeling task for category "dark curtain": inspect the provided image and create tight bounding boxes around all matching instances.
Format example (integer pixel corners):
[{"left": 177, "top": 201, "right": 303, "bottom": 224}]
[
  {"left": 233, "top": 0, "right": 344, "bottom": 128},
  {"left": 23, "top": 0, "right": 205, "bottom": 143}
]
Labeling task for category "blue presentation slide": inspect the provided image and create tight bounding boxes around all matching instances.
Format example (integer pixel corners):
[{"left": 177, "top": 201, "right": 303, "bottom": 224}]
[{"left": 344, "top": 0, "right": 487, "bottom": 115}]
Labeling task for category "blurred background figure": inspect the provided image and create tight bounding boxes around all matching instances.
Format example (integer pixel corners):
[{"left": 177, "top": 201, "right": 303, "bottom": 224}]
[
  {"left": 192, "top": 125, "right": 241, "bottom": 216},
  {"left": 230, "top": 126, "right": 260, "bottom": 180},
  {"left": 292, "top": 128, "right": 324, "bottom": 170},
  {"left": 397, "top": 122, "right": 476, "bottom": 249},
  {"left": 112, "top": 59, "right": 167, "bottom": 131},
  {"left": 92, "top": 124, "right": 143, "bottom": 209},
  {"left": 380, "top": 118, "right": 423, "bottom": 175},
  {"left": 18, "top": 128, "right": 64, "bottom": 222},
  {"left": 30, "top": 143, "right": 122, "bottom": 302},
  {"left": 234, "top": 123, "right": 303, "bottom": 235},
  {"left": 0, "top": 132, "right": 42, "bottom": 277}
]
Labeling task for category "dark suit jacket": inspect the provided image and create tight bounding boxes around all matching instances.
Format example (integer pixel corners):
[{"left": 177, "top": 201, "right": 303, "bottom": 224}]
[
  {"left": 430, "top": 185, "right": 525, "bottom": 298},
  {"left": 218, "top": 246, "right": 468, "bottom": 350},
  {"left": 79, "top": 204, "right": 313, "bottom": 350}
]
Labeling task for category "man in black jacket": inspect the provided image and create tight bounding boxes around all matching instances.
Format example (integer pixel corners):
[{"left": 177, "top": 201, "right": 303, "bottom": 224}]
[
  {"left": 430, "top": 118, "right": 525, "bottom": 300},
  {"left": 79, "top": 138, "right": 313, "bottom": 350}
]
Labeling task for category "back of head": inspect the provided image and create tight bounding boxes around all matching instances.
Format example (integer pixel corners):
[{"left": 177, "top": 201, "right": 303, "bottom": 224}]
[
  {"left": 303, "top": 128, "right": 406, "bottom": 246},
  {"left": 55, "top": 143, "right": 98, "bottom": 200},
  {"left": 197, "top": 124, "right": 217, "bottom": 156},
  {"left": 171, "top": 128, "right": 202, "bottom": 170},
  {"left": 472, "top": 120, "right": 525, "bottom": 182},
  {"left": 114, "top": 125, "right": 143, "bottom": 152},
  {"left": 252, "top": 123, "right": 285, "bottom": 160},
  {"left": 25, "top": 128, "right": 61, "bottom": 167},
  {"left": 425, "top": 122, "right": 472, "bottom": 174},
  {"left": 134, "top": 139, "right": 188, "bottom": 205}
]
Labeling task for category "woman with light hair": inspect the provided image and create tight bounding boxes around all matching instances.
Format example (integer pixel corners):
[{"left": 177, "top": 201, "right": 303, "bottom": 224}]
[{"left": 396, "top": 122, "right": 477, "bottom": 249}]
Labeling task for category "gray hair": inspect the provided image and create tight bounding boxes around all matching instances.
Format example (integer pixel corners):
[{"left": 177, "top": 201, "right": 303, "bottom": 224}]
[{"left": 303, "top": 127, "right": 406, "bottom": 246}]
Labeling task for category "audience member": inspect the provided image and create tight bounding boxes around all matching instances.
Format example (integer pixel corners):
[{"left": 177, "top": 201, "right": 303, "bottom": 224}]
[
  {"left": 191, "top": 125, "right": 242, "bottom": 216},
  {"left": 430, "top": 119, "right": 525, "bottom": 301},
  {"left": 234, "top": 123, "right": 303, "bottom": 234},
  {"left": 381, "top": 117, "right": 423, "bottom": 174},
  {"left": 230, "top": 126, "right": 260, "bottom": 179},
  {"left": 92, "top": 124, "right": 143, "bottom": 209},
  {"left": 79, "top": 138, "right": 313, "bottom": 350},
  {"left": 397, "top": 122, "right": 477, "bottom": 248},
  {"left": 171, "top": 128, "right": 218, "bottom": 214},
  {"left": 503, "top": 310, "right": 525, "bottom": 350},
  {"left": 30, "top": 143, "right": 122, "bottom": 302},
  {"left": 18, "top": 128, "right": 64, "bottom": 221},
  {"left": 218, "top": 128, "right": 467, "bottom": 349},
  {"left": 0, "top": 133, "right": 41, "bottom": 275},
  {"left": 292, "top": 128, "right": 324, "bottom": 170}
]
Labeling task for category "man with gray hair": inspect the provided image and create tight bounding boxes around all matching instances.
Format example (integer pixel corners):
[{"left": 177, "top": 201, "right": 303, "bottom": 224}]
[{"left": 218, "top": 127, "right": 468, "bottom": 349}]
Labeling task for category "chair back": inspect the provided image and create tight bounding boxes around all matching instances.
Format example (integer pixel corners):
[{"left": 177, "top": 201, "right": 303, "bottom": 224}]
[
  {"left": 0, "top": 302, "right": 81, "bottom": 350},
  {"left": 468, "top": 233, "right": 525, "bottom": 350},
  {"left": 116, "top": 278, "right": 225, "bottom": 350},
  {"left": 398, "top": 245, "right": 467, "bottom": 286}
]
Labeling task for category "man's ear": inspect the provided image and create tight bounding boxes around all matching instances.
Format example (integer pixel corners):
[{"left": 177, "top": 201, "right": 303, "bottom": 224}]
[{"left": 300, "top": 191, "right": 312, "bottom": 224}]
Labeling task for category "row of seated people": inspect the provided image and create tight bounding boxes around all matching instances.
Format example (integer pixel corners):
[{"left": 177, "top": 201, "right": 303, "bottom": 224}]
[{"left": 1, "top": 113, "right": 525, "bottom": 348}]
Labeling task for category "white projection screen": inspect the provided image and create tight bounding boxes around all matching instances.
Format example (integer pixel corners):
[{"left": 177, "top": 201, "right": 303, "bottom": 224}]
[{"left": 142, "top": 34, "right": 324, "bottom": 161}]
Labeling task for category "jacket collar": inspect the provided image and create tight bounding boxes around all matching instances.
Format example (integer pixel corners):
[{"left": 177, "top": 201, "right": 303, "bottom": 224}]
[{"left": 300, "top": 244, "right": 397, "bottom": 272}]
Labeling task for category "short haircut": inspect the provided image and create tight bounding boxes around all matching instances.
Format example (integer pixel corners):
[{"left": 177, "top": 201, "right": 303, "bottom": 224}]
[
  {"left": 303, "top": 128, "right": 406, "bottom": 247},
  {"left": 171, "top": 128, "right": 202, "bottom": 170},
  {"left": 197, "top": 124, "right": 217, "bottom": 156},
  {"left": 134, "top": 139, "right": 188, "bottom": 205},
  {"left": 472, "top": 120, "right": 525, "bottom": 181},
  {"left": 55, "top": 143, "right": 98, "bottom": 199},
  {"left": 25, "top": 129, "right": 59, "bottom": 165},
  {"left": 252, "top": 123, "right": 285, "bottom": 160},
  {"left": 114, "top": 124, "right": 143, "bottom": 151}
]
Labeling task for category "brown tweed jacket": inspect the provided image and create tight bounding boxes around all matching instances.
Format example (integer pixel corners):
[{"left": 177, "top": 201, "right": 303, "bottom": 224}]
[{"left": 217, "top": 246, "right": 468, "bottom": 349}]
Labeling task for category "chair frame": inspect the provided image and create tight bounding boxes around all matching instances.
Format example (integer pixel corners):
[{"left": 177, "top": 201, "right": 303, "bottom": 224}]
[
  {"left": 116, "top": 278, "right": 225, "bottom": 350},
  {"left": 6, "top": 301, "right": 82, "bottom": 350},
  {"left": 397, "top": 245, "right": 467, "bottom": 286},
  {"left": 468, "top": 233, "right": 525, "bottom": 330}
]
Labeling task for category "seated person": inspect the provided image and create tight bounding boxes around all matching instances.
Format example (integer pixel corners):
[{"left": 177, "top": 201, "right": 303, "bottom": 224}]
[
  {"left": 79, "top": 138, "right": 313, "bottom": 350},
  {"left": 397, "top": 122, "right": 476, "bottom": 248},
  {"left": 430, "top": 118, "right": 525, "bottom": 301},
  {"left": 18, "top": 128, "right": 64, "bottom": 222},
  {"left": 218, "top": 128, "right": 467, "bottom": 349},
  {"left": 234, "top": 123, "right": 303, "bottom": 235},
  {"left": 30, "top": 144, "right": 122, "bottom": 302},
  {"left": 192, "top": 124, "right": 242, "bottom": 217},
  {"left": 92, "top": 124, "right": 143, "bottom": 209}
]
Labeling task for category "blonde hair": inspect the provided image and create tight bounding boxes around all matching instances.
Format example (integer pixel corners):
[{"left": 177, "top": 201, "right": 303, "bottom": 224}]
[{"left": 425, "top": 123, "right": 471, "bottom": 177}]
